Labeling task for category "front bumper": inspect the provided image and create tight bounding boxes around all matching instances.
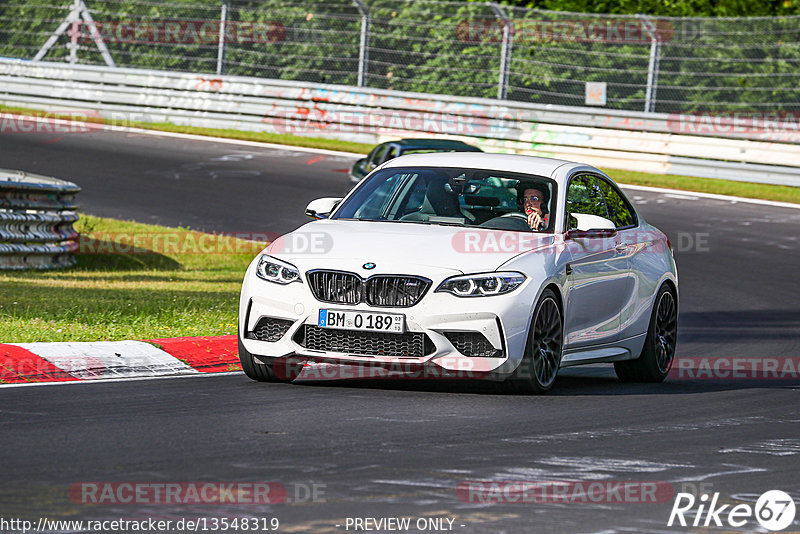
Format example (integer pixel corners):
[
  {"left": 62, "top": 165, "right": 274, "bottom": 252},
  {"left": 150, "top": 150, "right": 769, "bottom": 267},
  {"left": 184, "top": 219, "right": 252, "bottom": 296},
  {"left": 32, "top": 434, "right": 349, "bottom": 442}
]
[{"left": 239, "top": 261, "right": 537, "bottom": 380}]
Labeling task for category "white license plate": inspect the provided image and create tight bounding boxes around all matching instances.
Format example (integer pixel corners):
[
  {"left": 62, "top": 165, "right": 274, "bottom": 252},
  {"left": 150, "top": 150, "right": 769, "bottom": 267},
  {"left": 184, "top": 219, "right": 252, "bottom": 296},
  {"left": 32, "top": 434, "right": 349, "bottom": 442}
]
[{"left": 318, "top": 309, "right": 405, "bottom": 333}]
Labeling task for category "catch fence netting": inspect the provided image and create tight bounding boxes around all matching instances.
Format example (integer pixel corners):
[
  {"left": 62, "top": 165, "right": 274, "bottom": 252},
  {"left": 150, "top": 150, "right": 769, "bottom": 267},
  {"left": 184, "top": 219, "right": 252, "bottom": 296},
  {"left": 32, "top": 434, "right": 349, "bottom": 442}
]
[{"left": 1, "top": 0, "right": 798, "bottom": 113}]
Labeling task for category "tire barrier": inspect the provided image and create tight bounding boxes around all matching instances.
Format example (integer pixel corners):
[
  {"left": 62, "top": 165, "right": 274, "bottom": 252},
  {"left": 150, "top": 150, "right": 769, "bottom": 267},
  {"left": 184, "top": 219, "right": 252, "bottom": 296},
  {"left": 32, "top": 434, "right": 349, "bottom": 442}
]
[{"left": 0, "top": 169, "right": 80, "bottom": 270}]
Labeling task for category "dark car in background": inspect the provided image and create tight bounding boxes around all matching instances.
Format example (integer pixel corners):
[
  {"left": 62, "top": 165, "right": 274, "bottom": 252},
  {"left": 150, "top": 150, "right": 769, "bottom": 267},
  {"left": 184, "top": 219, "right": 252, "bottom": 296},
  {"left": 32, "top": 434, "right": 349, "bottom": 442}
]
[{"left": 350, "top": 138, "right": 482, "bottom": 183}]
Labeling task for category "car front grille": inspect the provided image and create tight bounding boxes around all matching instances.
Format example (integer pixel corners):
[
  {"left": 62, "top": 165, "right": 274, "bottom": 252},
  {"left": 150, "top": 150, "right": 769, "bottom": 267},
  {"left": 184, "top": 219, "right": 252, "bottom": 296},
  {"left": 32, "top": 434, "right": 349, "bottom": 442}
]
[
  {"left": 250, "top": 317, "right": 294, "bottom": 342},
  {"left": 297, "top": 325, "right": 435, "bottom": 358},
  {"left": 307, "top": 270, "right": 362, "bottom": 304},
  {"left": 307, "top": 270, "right": 430, "bottom": 308},
  {"left": 443, "top": 331, "right": 504, "bottom": 358},
  {"left": 365, "top": 275, "right": 430, "bottom": 307}
]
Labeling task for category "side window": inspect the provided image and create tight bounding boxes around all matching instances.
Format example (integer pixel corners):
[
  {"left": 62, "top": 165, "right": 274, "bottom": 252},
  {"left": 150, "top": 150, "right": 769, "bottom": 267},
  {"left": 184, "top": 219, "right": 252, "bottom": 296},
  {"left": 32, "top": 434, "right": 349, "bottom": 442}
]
[
  {"left": 397, "top": 174, "right": 428, "bottom": 216},
  {"left": 381, "top": 146, "right": 399, "bottom": 163},
  {"left": 565, "top": 174, "right": 609, "bottom": 229},
  {"left": 353, "top": 172, "right": 407, "bottom": 219},
  {"left": 597, "top": 179, "right": 637, "bottom": 229},
  {"left": 367, "top": 144, "right": 386, "bottom": 168}
]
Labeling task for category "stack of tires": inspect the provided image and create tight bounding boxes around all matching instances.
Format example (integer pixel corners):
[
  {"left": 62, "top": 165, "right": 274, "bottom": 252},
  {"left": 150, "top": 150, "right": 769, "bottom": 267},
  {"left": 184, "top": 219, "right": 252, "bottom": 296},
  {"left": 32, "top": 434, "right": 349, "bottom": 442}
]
[{"left": 0, "top": 169, "right": 80, "bottom": 270}]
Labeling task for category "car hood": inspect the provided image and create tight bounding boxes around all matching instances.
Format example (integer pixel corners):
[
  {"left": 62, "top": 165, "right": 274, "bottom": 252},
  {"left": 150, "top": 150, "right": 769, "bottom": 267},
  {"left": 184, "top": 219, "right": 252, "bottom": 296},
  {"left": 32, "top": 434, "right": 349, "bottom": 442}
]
[{"left": 264, "top": 219, "right": 555, "bottom": 276}]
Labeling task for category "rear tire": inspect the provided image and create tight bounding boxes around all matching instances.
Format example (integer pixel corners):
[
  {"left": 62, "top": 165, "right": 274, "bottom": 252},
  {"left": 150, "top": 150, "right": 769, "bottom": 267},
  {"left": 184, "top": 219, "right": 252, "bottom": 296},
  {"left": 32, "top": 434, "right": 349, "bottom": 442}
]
[
  {"left": 507, "top": 289, "right": 563, "bottom": 394},
  {"left": 614, "top": 284, "right": 677, "bottom": 383},
  {"left": 238, "top": 329, "right": 295, "bottom": 383}
]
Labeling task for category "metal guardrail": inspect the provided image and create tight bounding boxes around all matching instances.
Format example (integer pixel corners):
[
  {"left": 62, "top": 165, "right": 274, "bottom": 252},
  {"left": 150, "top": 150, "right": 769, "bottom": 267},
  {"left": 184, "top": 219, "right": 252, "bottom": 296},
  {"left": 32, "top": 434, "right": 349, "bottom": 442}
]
[
  {"left": 0, "top": 169, "right": 80, "bottom": 270},
  {"left": 1, "top": 59, "right": 798, "bottom": 187}
]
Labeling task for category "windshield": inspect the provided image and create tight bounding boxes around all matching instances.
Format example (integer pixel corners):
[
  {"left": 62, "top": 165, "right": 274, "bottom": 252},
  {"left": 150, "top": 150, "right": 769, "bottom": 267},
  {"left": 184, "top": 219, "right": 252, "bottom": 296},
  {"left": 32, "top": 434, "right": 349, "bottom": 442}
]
[{"left": 332, "top": 167, "right": 557, "bottom": 233}]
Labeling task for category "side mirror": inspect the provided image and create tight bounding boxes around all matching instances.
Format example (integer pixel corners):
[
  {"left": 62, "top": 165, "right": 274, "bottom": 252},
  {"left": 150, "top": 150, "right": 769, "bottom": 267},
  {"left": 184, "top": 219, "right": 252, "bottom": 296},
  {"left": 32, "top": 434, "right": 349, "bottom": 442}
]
[
  {"left": 305, "top": 197, "right": 342, "bottom": 219},
  {"left": 566, "top": 213, "right": 617, "bottom": 239}
]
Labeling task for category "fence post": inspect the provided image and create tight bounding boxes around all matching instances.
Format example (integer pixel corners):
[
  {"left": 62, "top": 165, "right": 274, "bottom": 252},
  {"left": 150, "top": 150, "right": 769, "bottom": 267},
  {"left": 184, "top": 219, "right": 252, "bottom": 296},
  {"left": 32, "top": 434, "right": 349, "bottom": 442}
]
[
  {"left": 489, "top": 3, "right": 511, "bottom": 100},
  {"left": 352, "top": 0, "right": 370, "bottom": 87},
  {"left": 34, "top": 0, "right": 81, "bottom": 63},
  {"left": 216, "top": 0, "right": 228, "bottom": 75},
  {"left": 638, "top": 15, "right": 661, "bottom": 113},
  {"left": 67, "top": 0, "right": 81, "bottom": 64},
  {"left": 33, "top": 0, "right": 115, "bottom": 66}
]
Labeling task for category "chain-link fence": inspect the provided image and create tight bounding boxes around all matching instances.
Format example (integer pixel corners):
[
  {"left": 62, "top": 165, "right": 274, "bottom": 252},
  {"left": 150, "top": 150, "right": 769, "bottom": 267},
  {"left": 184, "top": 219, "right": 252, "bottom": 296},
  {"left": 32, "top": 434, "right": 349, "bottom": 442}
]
[{"left": 1, "top": 0, "right": 799, "bottom": 113}]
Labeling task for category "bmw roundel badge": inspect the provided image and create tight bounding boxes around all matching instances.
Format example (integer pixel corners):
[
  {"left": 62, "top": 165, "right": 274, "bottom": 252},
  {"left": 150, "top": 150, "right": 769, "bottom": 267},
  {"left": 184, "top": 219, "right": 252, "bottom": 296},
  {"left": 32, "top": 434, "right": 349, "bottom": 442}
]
[{"left": 363, "top": 262, "right": 376, "bottom": 270}]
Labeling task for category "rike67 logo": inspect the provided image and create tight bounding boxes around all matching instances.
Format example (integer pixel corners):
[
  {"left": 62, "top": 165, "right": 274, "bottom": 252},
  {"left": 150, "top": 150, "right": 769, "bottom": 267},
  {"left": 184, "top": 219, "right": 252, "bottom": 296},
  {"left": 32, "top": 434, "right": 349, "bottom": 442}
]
[{"left": 668, "top": 490, "right": 796, "bottom": 531}]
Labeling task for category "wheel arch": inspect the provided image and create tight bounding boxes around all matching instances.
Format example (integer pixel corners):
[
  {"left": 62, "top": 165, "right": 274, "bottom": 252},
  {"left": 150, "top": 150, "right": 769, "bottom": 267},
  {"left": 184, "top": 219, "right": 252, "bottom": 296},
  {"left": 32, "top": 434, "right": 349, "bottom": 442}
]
[
  {"left": 658, "top": 275, "right": 679, "bottom": 309},
  {"left": 523, "top": 281, "right": 565, "bottom": 350}
]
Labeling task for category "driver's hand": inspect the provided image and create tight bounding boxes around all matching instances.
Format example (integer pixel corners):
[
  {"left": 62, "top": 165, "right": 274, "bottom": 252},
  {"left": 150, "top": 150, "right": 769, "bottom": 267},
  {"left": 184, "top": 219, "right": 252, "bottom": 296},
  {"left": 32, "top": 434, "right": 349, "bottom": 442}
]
[{"left": 527, "top": 211, "right": 543, "bottom": 231}]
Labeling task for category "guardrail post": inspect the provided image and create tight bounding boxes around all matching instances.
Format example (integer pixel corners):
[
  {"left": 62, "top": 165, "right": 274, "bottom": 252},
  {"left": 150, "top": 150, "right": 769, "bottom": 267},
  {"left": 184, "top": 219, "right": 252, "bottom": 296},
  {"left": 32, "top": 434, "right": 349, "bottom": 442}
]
[
  {"left": 639, "top": 15, "right": 661, "bottom": 113},
  {"left": 352, "top": 0, "right": 370, "bottom": 87},
  {"left": 216, "top": 0, "right": 228, "bottom": 75},
  {"left": 489, "top": 3, "right": 512, "bottom": 100}
]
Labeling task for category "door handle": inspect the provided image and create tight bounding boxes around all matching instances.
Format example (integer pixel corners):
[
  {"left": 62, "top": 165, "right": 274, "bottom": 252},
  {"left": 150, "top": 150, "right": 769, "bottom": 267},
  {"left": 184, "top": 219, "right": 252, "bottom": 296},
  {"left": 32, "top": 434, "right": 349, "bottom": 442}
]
[
  {"left": 566, "top": 263, "right": 573, "bottom": 275},
  {"left": 615, "top": 242, "right": 628, "bottom": 253}
]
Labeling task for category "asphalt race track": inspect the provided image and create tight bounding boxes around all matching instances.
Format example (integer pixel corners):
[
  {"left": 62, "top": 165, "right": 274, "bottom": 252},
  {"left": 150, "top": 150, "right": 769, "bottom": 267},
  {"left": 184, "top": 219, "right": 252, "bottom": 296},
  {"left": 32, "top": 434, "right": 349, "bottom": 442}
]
[{"left": 2, "top": 129, "right": 799, "bottom": 533}]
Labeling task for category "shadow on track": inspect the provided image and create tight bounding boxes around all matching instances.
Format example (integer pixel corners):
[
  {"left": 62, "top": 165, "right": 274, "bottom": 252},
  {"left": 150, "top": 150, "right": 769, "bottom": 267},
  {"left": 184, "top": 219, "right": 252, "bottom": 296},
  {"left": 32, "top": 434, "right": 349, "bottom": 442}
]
[
  {"left": 679, "top": 309, "right": 800, "bottom": 343},
  {"left": 273, "top": 364, "right": 800, "bottom": 397}
]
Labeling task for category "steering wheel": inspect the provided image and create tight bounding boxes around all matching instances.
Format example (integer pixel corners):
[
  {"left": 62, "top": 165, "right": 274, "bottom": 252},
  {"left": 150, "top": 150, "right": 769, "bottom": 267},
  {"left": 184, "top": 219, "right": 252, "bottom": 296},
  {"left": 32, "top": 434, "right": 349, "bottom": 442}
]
[{"left": 501, "top": 212, "right": 545, "bottom": 231}]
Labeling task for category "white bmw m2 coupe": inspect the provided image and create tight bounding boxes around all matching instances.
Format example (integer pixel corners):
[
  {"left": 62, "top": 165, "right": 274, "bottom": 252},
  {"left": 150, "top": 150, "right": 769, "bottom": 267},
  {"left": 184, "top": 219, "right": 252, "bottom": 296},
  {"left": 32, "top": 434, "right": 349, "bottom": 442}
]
[{"left": 239, "top": 153, "right": 678, "bottom": 393}]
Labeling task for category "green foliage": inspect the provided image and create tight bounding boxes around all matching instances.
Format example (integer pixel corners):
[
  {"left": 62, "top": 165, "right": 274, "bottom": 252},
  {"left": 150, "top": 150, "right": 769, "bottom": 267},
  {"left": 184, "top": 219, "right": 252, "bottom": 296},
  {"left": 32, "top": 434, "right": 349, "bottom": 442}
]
[
  {"left": 1, "top": 0, "right": 798, "bottom": 113},
  {"left": 480, "top": 0, "right": 800, "bottom": 17}
]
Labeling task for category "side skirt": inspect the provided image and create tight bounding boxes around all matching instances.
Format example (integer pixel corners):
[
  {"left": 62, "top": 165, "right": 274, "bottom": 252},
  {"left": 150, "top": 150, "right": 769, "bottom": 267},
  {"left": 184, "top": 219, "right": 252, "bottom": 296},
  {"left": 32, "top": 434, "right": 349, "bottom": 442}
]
[{"left": 560, "top": 333, "right": 647, "bottom": 367}]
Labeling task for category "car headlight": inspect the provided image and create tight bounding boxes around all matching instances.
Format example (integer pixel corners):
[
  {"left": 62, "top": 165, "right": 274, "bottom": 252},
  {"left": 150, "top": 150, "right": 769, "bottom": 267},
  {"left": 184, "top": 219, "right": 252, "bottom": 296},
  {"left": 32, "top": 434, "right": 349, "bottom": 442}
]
[
  {"left": 436, "top": 272, "right": 525, "bottom": 297},
  {"left": 255, "top": 255, "right": 301, "bottom": 285}
]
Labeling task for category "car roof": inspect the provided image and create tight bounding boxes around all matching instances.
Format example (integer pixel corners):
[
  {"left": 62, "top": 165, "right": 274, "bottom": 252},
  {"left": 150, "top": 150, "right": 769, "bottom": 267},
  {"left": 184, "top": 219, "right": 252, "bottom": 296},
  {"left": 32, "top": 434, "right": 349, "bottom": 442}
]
[
  {"left": 385, "top": 138, "right": 482, "bottom": 150},
  {"left": 379, "top": 152, "right": 590, "bottom": 181}
]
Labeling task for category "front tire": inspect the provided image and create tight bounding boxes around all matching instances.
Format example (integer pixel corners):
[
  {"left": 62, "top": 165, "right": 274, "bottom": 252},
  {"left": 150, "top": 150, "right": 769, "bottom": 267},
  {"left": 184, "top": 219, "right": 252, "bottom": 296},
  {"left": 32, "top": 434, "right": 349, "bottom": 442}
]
[
  {"left": 507, "top": 289, "right": 563, "bottom": 394},
  {"left": 614, "top": 284, "right": 677, "bottom": 383},
  {"left": 238, "top": 330, "right": 295, "bottom": 382}
]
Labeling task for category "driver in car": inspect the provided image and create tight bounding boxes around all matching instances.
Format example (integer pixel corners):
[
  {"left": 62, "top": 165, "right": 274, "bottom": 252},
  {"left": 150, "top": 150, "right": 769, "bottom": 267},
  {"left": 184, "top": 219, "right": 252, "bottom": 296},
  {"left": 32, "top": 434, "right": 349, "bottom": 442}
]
[{"left": 517, "top": 183, "right": 549, "bottom": 231}]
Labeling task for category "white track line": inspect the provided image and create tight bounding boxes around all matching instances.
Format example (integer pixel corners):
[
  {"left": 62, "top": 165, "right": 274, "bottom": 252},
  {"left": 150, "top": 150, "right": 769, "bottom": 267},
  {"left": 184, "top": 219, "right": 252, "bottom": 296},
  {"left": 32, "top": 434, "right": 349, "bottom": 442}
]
[{"left": 0, "top": 371, "right": 243, "bottom": 389}]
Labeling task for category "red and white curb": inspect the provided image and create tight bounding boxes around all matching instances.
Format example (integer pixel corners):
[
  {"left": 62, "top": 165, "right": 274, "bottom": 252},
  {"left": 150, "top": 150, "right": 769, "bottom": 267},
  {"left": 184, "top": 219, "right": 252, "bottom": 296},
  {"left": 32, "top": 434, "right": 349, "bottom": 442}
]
[{"left": 0, "top": 335, "right": 240, "bottom": 385}]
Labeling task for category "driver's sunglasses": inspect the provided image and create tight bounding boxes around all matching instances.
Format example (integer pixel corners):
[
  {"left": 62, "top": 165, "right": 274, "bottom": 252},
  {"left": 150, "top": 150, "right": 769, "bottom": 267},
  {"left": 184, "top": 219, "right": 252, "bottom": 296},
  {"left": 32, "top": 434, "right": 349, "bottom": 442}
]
[{"left": 523, "top": 195, "right": 542, "bottom": 202}]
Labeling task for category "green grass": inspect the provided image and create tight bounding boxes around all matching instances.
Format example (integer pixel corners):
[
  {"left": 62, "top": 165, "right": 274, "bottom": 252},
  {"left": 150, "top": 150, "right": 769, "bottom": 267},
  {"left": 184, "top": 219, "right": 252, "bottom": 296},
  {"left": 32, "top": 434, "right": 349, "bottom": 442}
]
[
  {"left": 2, "top": 103, "right": 798, "bottom": 204},
  {"left": 0, "top": 215, "right": 264, "bottom": 343},
  {"left": 608, "top": 167, "right": 800, "bottom": 205}
]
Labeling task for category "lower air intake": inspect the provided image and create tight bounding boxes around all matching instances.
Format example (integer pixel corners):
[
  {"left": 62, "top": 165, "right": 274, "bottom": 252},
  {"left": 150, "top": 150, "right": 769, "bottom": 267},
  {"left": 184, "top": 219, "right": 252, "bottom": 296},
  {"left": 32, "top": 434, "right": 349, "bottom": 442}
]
[
  {"left": 298, "top": 325, "right": 435, "bottom": 358},
  {"left": 250, "top": 317, "right": 294, "bottom": 342},
  {"left": 443, "top": 331, "right": 503, "bottom": 358}
]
